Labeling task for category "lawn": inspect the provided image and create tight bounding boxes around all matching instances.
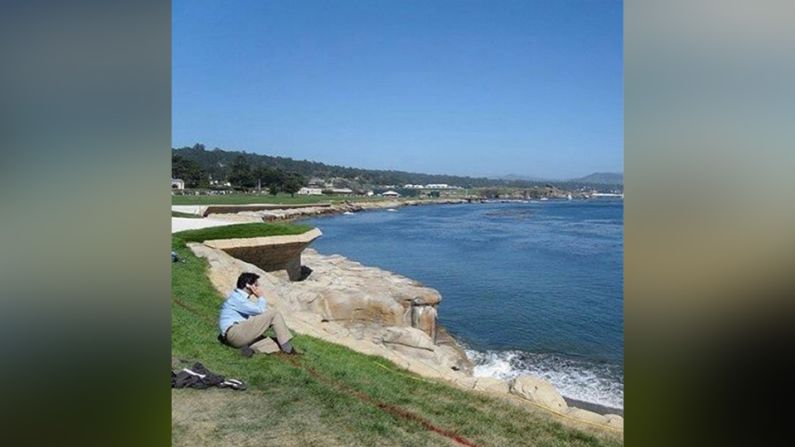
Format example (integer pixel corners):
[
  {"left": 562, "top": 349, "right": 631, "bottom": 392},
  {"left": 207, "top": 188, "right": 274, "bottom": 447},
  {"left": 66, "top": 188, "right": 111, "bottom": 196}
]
[
  {"left": 175, "top": 222, "right": 313, "bottom": 243},
  {"left": 171, "top": 223, "right": 622, "bottom": 446}
]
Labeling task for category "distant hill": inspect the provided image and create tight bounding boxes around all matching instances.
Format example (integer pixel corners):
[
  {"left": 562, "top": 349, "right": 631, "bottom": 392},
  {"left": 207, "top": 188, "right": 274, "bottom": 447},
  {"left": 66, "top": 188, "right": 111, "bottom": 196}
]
[
  {"left": 495, "top": 174, "right": 550, "bottom": 182},
  {"left": 173, "top": 144, "right": 622, "bottom": 191},
  {"left": 174, "top": 144, "right": 552, "bottom": 189},
  {"left": 569, "top": 172, "right": 623, "bottom": 185}
]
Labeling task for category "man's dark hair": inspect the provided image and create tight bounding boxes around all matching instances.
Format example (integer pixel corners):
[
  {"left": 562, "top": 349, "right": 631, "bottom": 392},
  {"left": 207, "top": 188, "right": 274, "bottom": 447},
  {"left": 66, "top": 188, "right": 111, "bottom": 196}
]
[{"left": 236, "top": 272, "right": 260, "bottom": 289}]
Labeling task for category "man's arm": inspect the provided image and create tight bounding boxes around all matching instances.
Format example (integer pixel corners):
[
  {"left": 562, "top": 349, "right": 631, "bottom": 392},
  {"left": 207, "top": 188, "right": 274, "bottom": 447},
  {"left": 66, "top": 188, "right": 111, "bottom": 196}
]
[{"left": 229, "top": 291, "right": 266, "bottom": 316}]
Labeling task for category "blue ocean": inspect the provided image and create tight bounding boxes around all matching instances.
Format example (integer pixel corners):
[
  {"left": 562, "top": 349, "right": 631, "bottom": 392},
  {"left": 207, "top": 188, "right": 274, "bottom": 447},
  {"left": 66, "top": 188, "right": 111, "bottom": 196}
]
[{"left": 302, "top": 200, "right": 623, "bottom": 409}]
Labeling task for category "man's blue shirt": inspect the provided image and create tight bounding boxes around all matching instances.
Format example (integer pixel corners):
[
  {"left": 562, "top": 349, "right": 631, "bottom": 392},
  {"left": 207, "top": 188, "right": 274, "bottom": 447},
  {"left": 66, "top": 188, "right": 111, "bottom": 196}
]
[{"left": 219, "top": 288, "right": 267, "bottom": 335}]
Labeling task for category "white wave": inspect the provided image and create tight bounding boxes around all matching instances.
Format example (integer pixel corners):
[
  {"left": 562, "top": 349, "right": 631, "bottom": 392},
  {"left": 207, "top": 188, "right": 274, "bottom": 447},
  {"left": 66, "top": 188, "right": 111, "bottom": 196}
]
[{"left": 465, "top": 349, "right": 624, "bottom": 410}]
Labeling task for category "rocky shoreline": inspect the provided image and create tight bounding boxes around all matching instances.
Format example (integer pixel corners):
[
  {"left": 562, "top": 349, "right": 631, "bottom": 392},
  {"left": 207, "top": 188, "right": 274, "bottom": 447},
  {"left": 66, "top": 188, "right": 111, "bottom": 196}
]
[
  {"left": 187, "top": 230, "right": 624, "bottom": 433},
  {"left": 248, "top": 198, "right": 470, "bottom": 222},
  {"left": 171, "top": 197, "right": 471, "bottom": 225},
  {"left": 171, "top": 198, "right": 623, "bottom": 432},
  {"left": 565, "top": 397, "right": 624, "bottom": 418}
]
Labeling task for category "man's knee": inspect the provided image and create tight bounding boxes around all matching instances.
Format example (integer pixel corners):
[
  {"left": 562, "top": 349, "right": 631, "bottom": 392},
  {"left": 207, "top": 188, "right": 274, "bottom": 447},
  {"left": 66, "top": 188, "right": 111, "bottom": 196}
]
[
  {"left": 262, "top": 309, "right": 282, "bottom": 322},
  {"left": 271, "top": 311, "right": 290, "bottom": 329},
  {"left": 254, "top": 310, "right": 280, "bottom": 322}
]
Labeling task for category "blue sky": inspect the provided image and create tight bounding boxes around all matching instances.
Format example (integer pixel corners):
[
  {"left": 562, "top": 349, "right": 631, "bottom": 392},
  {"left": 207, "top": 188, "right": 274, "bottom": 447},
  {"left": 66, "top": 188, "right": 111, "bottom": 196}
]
[{"left": 173, "top": 0, "right": 622, "bottom": 179}]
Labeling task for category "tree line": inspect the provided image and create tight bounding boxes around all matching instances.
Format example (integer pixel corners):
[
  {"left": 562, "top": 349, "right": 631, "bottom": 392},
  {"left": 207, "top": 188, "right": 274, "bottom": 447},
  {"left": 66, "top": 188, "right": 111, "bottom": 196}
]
[
  {"left": 172, "top": 144, "right": 503, "bottom": 188},
  {"left": 227, "top": 155, "right": 305, "bottom": 196},
  {"left": 172, "top": 152, "right": 306, "bottom": 195},
  {"left": 173, "top": 144, "right": 622, "bottom": 192}
]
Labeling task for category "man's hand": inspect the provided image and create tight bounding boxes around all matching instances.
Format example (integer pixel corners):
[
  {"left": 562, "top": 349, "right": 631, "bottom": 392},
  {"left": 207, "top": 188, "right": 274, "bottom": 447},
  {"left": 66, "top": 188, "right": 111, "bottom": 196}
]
[{"left": 247, "top": 283, "right": 263, "bottom": 298}]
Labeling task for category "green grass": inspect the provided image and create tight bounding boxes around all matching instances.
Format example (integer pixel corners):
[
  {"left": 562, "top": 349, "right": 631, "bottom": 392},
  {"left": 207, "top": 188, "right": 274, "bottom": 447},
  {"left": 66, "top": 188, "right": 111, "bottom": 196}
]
[
  {"left": 172, "top": 223, "right": 622, "bottom": 446},
  {"left": 174, "top": 222, "right": 313, "bottom": 245},
  {"left": 172, "top": 193, "right": 392, "bottom": 206}
]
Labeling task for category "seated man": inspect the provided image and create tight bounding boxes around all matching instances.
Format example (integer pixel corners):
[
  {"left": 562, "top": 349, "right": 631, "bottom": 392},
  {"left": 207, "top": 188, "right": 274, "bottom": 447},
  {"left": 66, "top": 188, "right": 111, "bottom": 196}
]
[{"left": 218, "top": 272, "right": 298, "bottom": 356}]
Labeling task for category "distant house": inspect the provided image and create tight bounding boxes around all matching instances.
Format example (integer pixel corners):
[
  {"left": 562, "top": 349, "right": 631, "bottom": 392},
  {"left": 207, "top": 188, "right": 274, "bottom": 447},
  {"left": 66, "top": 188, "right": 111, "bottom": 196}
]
[
  {"left": 210, "top": 179, "right": 232, "bottom": 187},
  {"left": 171, "top": 178, "right": 185, "bottom": 190},
  {"left": 382, "top": 190, "right": 400, "bottom": 197},
  {"left": 330, "top": 188, "right": 353, "bottom": 195},
  {"left": 297, "top": 187, "right": 323, "bottom": 195}
]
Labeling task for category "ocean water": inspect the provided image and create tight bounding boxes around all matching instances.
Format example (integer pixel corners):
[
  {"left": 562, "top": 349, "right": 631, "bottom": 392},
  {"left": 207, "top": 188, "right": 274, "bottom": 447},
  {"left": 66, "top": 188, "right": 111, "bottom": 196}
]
[{"left": 302, "top": 200, "right": 623, "bottom": 409}]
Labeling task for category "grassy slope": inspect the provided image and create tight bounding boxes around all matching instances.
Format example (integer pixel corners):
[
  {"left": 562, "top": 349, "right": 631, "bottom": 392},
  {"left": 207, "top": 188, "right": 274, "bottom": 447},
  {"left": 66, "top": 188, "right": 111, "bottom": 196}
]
[{"left": 172, "top": 223, "right": 622, "bottom": 447}]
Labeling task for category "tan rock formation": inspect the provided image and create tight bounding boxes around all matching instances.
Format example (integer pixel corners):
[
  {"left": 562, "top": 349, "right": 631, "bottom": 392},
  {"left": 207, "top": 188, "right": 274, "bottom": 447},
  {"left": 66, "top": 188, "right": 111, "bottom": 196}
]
[
  {"left": 282, "top": 249, "right": 443, "bottom": 339},
  {"left": 187, "top": 242, "right": 471, "bottom": 379},
  {"left": 566, "top": 408, "right": 609, "bottom": 425},
  {"left": 509, "top": 375, "right": 568, "bottom": 413},
  {"left": 605, "top": 414, "right": 624, "bottom": 430},
  {"left": 473, "top": 377, "right": 510, "bottom": 394}
]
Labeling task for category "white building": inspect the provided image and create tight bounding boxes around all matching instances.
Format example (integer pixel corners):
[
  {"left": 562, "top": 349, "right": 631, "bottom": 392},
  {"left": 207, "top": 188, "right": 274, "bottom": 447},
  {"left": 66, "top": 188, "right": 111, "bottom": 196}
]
[
  {"left": 297, "top": 187, "right": 323, "bottom": 195},
  {"left": 330, "top": 188, "right": 353, "bottom": 194},
  {"left": 425, "top": 183, "right": 449, "bottom": 189},
  {"left": 171, "top": 178, "right": 185, "bottom": 190},
  {"left": 209, "top": 179, "right": 231, "bottom": 187},
  {"left": 382, "top": 190, "right": 400, "bottom": 197}
]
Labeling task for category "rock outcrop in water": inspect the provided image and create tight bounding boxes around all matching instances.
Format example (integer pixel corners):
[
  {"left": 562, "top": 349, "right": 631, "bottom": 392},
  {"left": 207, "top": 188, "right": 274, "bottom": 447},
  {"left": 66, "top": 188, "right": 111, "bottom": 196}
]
[{"left": 284, "top": 249, "right": 441, "bottom": 341}]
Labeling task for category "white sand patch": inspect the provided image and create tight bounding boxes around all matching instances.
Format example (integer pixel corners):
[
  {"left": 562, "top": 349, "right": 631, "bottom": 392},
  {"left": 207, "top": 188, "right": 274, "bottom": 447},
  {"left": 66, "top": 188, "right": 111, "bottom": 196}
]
[{"left": 172, "top": 217, "right": 237, "bottom": 233}]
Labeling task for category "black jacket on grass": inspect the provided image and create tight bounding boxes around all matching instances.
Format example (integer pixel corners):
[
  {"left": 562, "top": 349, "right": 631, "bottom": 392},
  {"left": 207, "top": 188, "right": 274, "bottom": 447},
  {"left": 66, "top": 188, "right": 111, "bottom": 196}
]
[{"left": 171, "top": 362, "right": 247, "bottom": 390}]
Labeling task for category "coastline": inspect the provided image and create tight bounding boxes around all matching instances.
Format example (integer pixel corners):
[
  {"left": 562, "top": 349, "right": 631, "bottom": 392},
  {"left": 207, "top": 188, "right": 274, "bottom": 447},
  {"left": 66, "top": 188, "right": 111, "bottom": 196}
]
[
  {"left": 172, "top": 198, "right": 471, "bottom": 233},
  {"left": 296, "top": 200, "right": 624, "bottom": 415},
  {"left": 171, "top": 199, "right": 624, "bottom": 427},
  {"left": 173, "top": 197, "right": 470, "bottom": 221}
]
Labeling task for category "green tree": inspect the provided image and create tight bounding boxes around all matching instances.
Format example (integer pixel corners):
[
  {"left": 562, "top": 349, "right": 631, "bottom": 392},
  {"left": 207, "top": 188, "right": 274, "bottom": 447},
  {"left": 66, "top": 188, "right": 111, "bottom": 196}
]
[
  {"left": 268, "top": 167, "right": 286, "bottom": 195},
  {"left": 253, "top": 165, "right": 283, "bottom": 193},
  {"left": 229, "top": 155, "right": 255, "bottom": 189},
  {"left": 172, "top": 154, "right": 208, "bottom": 188},
  {"left": 399, "top": 188, "right": 419, "bottom": 198},
  {"left": 282, "top": 172, "right": 306, "bottom": 197}
]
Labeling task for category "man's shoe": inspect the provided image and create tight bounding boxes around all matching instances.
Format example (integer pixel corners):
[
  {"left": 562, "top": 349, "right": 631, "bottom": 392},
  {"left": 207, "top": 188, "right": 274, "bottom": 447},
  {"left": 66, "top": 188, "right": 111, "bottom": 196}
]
[{"left": 240, "top": 346, "right": 255, "bottom": 358}]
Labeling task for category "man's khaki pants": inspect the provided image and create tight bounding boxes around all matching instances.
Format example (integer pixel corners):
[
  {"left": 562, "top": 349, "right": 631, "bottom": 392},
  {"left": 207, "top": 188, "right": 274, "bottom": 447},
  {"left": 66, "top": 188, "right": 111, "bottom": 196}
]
[{"left": 226, "top": 310, "right": 293, "bottom": 354}]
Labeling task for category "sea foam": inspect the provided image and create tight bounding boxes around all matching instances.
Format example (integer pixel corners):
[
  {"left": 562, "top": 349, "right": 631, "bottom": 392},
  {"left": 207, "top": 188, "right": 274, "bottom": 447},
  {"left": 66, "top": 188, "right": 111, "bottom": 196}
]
[{"left": 466, "top": 349, "right": 624, "bottom": 410}]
